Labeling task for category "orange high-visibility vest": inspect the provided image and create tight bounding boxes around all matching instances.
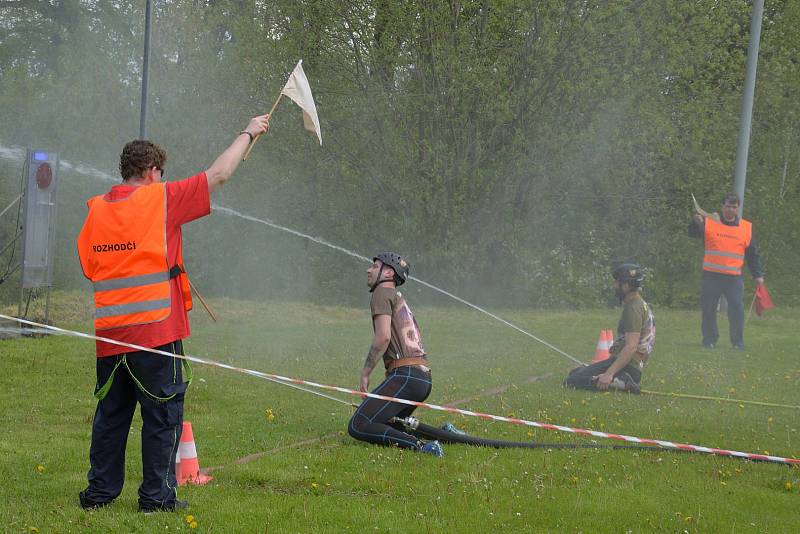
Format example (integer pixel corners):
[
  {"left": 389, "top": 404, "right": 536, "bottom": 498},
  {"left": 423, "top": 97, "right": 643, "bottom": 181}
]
[
  {"left": 76, "top": 183, "right": 192, "bottom": 331},
  {"left": 703, "top": 217, "right": 752, "bottom": 276}
]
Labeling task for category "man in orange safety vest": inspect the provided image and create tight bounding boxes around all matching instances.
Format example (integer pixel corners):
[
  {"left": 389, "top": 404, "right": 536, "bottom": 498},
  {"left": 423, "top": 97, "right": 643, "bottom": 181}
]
[
  {"left": 77, "top": 114, "right": 269, "bottom": 513},
  {"left": 689, "top": 192, "right": 764, "bottom": 351}
]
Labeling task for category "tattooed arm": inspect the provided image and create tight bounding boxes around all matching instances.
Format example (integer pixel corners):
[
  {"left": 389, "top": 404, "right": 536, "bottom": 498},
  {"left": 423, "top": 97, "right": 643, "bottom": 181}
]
[{"left": 360, "top": 314, "right": 392, "bottom": 392}]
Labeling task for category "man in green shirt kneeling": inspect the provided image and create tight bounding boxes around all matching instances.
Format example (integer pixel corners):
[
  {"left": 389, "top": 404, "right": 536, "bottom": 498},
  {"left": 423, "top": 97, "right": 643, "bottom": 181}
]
[{"left": 565, "top": 263, "right": 656, "bottom": 394}]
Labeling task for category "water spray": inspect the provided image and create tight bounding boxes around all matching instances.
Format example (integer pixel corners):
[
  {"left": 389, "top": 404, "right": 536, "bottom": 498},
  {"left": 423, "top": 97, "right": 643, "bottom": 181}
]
[
  {"left": 5, "top": 146, "right": 792, "bottom": 410},
  {"left": 212, "top": 205, "right": 584, "bottom": 366},
  {"left": 2, "top": 314, "right": 796, "bottom": 467},
  {"left": 1, "top": 144, "right": 582, "bottom": 364},
  {"left": 0, "top": 193, "right": 22, "bottom": 219}
]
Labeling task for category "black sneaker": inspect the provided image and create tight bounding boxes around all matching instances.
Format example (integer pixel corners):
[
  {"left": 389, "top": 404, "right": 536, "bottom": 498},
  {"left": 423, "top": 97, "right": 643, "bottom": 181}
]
[
  {"left": 139, "top": 499, "right": 189, "bottom": 514},
  {"left": 79, "top": 491, "right": 113, "bottom": 510},
  {"left": 609, "top": 372, "right": 641, "bottom": 394}
]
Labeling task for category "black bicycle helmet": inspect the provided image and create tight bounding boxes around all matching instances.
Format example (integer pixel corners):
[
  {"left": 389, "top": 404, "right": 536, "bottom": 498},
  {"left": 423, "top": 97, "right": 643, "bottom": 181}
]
[
  {"left": 373, "top": 252, "right": 409, "bottom": 286},
  {"left": 612, "top": 263, "right": 644, "bottom": 288}
]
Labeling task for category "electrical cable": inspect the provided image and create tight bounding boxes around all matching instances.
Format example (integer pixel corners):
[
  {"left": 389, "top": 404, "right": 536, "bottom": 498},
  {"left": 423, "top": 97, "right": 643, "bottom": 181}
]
[{"left": 22, "top": 288, "right": 33, "bottom": 317}]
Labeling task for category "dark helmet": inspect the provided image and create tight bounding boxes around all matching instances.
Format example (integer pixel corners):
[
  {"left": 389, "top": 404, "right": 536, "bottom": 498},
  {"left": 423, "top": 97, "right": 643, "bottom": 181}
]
[
  {"left": 612, "top": 263, "right": 644, "bottom": 288},
  {"left": 373, "top": 252, "right": 410, "bottom": 286}
]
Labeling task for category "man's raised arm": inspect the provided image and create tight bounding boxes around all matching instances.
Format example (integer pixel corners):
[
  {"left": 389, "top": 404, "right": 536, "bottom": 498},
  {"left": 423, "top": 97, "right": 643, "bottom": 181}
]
[{"left": 206, "top": 114, "right": 270, "bottom": 193}]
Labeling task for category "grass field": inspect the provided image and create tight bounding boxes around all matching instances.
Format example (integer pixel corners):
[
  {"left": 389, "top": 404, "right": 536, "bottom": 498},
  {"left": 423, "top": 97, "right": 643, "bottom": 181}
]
[{"left": 1, "top": 292, "right": 798, "bottom": 532}]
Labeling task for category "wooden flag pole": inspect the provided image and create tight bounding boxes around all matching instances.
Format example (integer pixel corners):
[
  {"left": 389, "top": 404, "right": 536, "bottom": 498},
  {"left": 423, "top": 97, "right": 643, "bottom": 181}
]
[
  {"left": 746, "top": 288, "right": 758, "bottom": 323},
  {"left": 242, "top": 93, "right": 283, "bottom": 161},
  {"left": 188, "top": 278, "right": 218, "bottom": 322}
]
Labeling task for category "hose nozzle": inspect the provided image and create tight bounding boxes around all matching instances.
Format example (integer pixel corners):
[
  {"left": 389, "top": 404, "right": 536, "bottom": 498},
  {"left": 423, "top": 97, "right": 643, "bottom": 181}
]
[{"left": 390, "top": 416, "right": 419, "bottom": 430}]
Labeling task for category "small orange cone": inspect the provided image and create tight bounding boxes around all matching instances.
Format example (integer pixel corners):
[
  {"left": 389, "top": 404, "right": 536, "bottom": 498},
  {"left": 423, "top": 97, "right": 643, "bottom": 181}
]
[
  {"left": 605, "top": 329, "right": 615, "bottom": 348},
  {"left": 177, "top": 421, "right": 213, "bottom": 486},
  {"left": 592, "top": 330, "right": 611, "bottom": 363}
]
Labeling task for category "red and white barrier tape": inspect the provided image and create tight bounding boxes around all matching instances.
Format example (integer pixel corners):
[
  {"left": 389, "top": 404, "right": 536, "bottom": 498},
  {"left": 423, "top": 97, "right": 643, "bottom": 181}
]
[{"left": 2, "top": 314, "right": 797, "bottom": 466}]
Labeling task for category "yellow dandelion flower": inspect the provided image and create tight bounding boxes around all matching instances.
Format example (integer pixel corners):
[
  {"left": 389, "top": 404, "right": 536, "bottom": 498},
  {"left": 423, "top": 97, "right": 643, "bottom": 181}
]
[
  {"left": 265, "top": 408, "right": 275, "bottom": 422},
  {"left": 311, "top": 482, "right": 319, "bottom": 489},
  {"left": 785, "top": 481, "right": 793, "bottom": 491},
  {"left": 35, "top": 465, "right": 45, "bottom": 473},
  {"left": 580, "top": 399, "right": 588, "bottom": 406},
  {"left": 185, "top": 515, "right": 194, "bottom": 523},
  {"left": 29, "top": 528, "right": 39, "bottom": 534},
  {"left": 767, "top": 416, "right": 774, "bottom": 423},
  {"left": 190, "top": 521, "right": 198, "bottom": 529}
]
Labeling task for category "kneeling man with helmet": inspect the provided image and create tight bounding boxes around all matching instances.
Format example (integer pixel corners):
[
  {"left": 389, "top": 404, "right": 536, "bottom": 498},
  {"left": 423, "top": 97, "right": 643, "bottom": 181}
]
[
  {"left": 348, "top": 253, "right": 443, "bottom": 456},
  {"left": 565, "top": 263, "right": 655, "bottom": 394}
]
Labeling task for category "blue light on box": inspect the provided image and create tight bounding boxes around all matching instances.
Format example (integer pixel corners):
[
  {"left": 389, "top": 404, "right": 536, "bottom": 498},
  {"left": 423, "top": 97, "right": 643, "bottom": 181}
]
[{"left": 33, "top": 151, "right": 48, "bottom": 161}]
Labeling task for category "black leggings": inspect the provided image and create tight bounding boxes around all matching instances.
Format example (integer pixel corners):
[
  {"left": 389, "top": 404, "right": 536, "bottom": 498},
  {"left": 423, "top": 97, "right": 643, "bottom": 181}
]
[
  {"left": 348, "top": 366, "right": 432, "bottom": 450},
  {"left": 564, "top": 357, "right": 641, "bottom": 391}
]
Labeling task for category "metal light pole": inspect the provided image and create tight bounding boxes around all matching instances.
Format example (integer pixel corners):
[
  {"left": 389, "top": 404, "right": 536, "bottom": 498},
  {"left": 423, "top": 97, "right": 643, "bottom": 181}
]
[
  {"left": 139, "top": 0, "right": 153, "bottom": 139},
  {"left": 732, "top": 0, "right": 765, "bottom": 216}
]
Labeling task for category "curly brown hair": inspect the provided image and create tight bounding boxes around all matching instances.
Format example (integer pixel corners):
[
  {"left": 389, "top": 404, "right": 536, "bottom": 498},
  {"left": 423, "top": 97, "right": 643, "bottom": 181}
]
[{"left": 119, "top": 140, "right": 167, "bottom": 181}]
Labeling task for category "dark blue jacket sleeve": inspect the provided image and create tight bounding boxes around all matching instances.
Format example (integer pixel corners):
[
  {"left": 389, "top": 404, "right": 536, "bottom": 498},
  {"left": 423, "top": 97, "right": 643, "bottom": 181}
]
[{"left": 745, "top": 233, "right": 764, "bottom": 278}]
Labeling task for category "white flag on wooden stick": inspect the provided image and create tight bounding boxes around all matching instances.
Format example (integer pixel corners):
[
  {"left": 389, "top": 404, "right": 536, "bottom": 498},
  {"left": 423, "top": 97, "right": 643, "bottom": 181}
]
[{"left": 281, "top": 60, "right": 322, "bottom": 145}]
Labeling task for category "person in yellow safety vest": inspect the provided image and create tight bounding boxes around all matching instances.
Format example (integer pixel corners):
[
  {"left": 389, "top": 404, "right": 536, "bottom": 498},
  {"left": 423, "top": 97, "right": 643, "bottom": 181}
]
[
  {"left": 76, "top": 114, "right": 269, "bottom": 513},
  {"left": 689, "top": 192, "right": 764, "bottom": 350}
]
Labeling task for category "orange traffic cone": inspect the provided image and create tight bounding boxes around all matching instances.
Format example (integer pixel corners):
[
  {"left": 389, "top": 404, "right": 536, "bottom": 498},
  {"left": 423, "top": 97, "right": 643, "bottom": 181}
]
[
  {"left": 592, "top": 330, "right": 611, "bottom": 363},
  {"left": 605, "top": 329, "right": 615, "bottom": 349},
  {"left": 177, "top": 421, "right": 213, "bottom": 486}
]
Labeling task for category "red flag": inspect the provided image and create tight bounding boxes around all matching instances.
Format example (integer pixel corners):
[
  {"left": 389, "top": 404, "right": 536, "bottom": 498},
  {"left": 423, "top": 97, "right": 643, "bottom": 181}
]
[{"left": 754, "top": 283, "right": 774, "bottom": 316}]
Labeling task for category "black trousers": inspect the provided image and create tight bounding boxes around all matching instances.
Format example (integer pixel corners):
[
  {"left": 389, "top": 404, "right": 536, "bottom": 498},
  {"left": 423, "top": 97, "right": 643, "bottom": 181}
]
[
  {"left": 700, "top": 271, "right": 745, "bottom": 347},
  {"left": 348, "top": 366, "right": 432, "bottom": 450},
  {"left": 81, "top": 341, "right": 187, "bottom": 509},
  {"left": 564, "top": 357, "right": 642, "bottom": 391}
]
